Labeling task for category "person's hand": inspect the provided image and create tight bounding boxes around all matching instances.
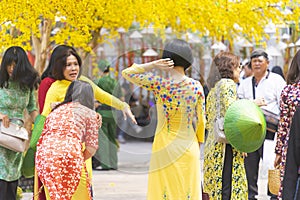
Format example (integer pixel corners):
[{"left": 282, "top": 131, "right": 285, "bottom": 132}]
[
  {"left": 96, "top": 113, "right": 102, "bottom": 127},
  {"left": 242, "top": 152, "right": 248, "bottom": 158},
  {"left": 83, "top": 149, "right": 94, "bottom": 161},
  {"left": 274, "top": 153, "right": 282, "bottom": 168},
  {"left": 94, "top": 101, "right": 101, "bottom": 109},
  {"left": 122, "top": 106, "right": 137, "bottom": 124},
  {"left": 50, "top": 102, "right": 60, "bottom": 109},
  {"left": 253, "top": 97, "right": 267, "bottom": 107},
  {"left": 0, "top": 113, "right": 9, "bottom": 128},
  {"left": 151, "top": 58, "right": 174, "bottom": 70}
]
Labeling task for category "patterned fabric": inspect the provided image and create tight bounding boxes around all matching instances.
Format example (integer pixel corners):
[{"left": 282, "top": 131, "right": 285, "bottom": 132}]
[
  {"left": 204, "top": 79, "right": 248, "bottom": 199},
  {"left": 275, "top": 82, "right": 300, "bottom": 199},
  {"left": 39, "top": 76, "right": 121, "bottom": 200},
  {"left": 42, "top": 76, "right": 128, "bottom": 116},
  {"left": 36, "top": 102, "right": 99, "bottom": 200},
  {"left": 0, "top": 80, "right": 37, "bottom": 181},
  {"left": 122, "top": 64, "right": 205, "bottom": 200},
  {"left": 36, "top": 77, "right": 55, "bottom": 200}
]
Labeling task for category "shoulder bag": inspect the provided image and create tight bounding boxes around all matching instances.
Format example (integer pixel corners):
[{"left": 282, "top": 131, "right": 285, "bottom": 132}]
[
  {"left": 252, "top": 77, "right": 279, "bottom": 133},
  {"left": 213, "top": 82, "right": 228, "bottom": 143},
  {"left": 0, "top": 118, "right": 29, "bottom": 152}
]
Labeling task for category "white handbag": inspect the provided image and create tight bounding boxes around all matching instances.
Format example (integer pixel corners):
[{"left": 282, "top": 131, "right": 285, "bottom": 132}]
[
  {"left": 0, "top": 119, "right": 29, "bottom": 152},
  {"left": 214, "top": 117, "right": 227, "bottom": 143},
  {"left": 213, "top": 82, "right": 228, "bottom": 143}
]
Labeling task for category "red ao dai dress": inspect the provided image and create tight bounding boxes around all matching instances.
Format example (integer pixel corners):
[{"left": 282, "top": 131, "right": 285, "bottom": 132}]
[{"left": 36, "top": 102, "right": 99, "bottom": 200}]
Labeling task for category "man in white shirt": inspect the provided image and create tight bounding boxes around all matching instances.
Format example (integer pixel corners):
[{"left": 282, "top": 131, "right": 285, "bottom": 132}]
[{"left": 237, "top": 49, "right": 286, "bottom": 200}]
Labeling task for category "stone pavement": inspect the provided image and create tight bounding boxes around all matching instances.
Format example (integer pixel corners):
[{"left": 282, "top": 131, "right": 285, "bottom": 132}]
[{"left": 22, "top": 141, "right": 270, "bottom": 200}]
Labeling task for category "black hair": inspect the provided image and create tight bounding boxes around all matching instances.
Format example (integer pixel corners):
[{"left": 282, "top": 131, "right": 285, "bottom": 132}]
[
  {"left": 244, "top": 61, "right": 252, "bottom": 69},
  {"left": 54, "top": 80, "right": 94, "bottom": 110},
  {"left": 162, "top": 39, "right": 193, "bottom": 70},
  {"left": 52, "top": 45, "right": 82, "bottom": 80},
  {"left": 286, "top": 50, "right": 300, "bottom": 85},
  {"left": 103, "top": 66, "right": 110, "bottom": 73},
  {"left": 41, "top": 45, "right": 71, "bottom": 80},
  {"left": 271, "top": 66, "right": 285, "bottom": 80},
  {"left": 250, "top": 49, "right": 269, "bottom": 61},
  {"left": 0, "top": 46, "right": 40, "bottom": 90}
]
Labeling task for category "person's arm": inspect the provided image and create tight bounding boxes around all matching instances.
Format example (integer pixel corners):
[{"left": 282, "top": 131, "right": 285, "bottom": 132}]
[
  {"left": 83, "top": 111, "right": 100, "bottom": 160},
  {"left": 27, "top": 89, "right": 39, "bottom": 123},
  {"left": 122, "top": 59, "right": 174, "bottom": 90},
  {"left": 195, "top": 85, "right": 206, "bottom": 144},
  {"left": 275, "top": 86, "right": 290, "bottom": 156},
  {"left": 80, "top": 75, "right": 136, "bottom": 124},
  {"left": 80, "top": 75, "right": 127, "bottom": 110},
  {"left": 276, "top": 77, "right": 287, "bottom": 107},
  {"left": 41, "top": 83, "right": 60, "bottom": 116}
]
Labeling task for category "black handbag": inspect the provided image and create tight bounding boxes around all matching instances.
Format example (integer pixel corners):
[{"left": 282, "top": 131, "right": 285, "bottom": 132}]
[
  {"left": 252, "top": 77, "right": 279, "bottom": 133},
  {"left": 261, "top": 108, "right": 280, "bottom": 133}
]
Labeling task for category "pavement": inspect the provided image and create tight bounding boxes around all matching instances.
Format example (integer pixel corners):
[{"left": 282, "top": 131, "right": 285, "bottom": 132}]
[{"left": 22, "top": 141, "right": 270, "bottom": 200}]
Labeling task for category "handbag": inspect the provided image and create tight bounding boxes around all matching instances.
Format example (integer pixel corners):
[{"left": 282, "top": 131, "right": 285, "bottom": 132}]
[
  {"left": 268, "top": 166, "right": 280, "bottom": 195},
  {"left": 261, "top": 109, "right": 279, "bottom": 133},
  {"left": 0, "top": 119, "right": 29, "bottom": 152},
  {"left": 213, "top": 82, "right": 228, "bottom": 143},
  {"left": 252, "top": 77, "right": 279, "bottom": 133},
  {"left": 214, "top": 117, "right": 227, "bottom": 143}
]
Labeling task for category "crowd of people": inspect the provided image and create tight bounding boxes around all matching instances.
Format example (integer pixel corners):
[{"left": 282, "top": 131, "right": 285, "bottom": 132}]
[{"left": 0, "top": 38, "right": 299, "bottom": 200}]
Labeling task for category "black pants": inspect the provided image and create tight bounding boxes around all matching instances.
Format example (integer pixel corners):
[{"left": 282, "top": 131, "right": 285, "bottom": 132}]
[
  {"left": 222, "top": 144, "right": 233, "bottom": 200},
  {"left": 294, "top": 176, "right": 300, "bottom": 200},
  {"left": 244, "top": 145, "right": 262, "bottom": 200},
  {"left": 0, "top": 179, "right": 18, "bottom": 200},
  {"left": 245, "top": 142, "right": 277, "bottom": 200}
]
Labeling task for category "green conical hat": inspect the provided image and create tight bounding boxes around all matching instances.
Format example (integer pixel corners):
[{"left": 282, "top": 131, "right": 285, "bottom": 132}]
[{"left": 224, "top": 99, "right": 266, "bottom": 153}]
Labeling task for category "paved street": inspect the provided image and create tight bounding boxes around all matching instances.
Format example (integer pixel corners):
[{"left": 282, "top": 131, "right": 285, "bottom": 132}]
[{"left": 22, "top": 141, "right": 269, "bottom": 200}]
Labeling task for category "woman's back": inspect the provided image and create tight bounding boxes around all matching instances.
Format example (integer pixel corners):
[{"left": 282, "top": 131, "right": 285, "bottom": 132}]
[{"left": 154, "top": 77, "right": 203, "bottom": 135}]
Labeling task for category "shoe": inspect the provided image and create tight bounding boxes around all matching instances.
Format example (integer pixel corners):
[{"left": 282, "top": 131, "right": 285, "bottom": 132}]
[
  {"left": 92, "top": 157, "right": 101, "bottom": 169},
  {"left": 118, "top": 135, "right": 126, "bottom": 144},
  {"left": 134, "top": 124, "right": 143, "bottom": 133},
  {"left": 93, "top": 166, "right": 110, "bottom": 171}
]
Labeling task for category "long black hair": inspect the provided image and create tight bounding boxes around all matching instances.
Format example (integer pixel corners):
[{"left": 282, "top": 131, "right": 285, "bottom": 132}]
[
  {"left": 41, "top": 45, "right": 71, "bottom": 80},
  {"left": 0, "top": 46, "right": 40, "bottom": 90},
  {"left": 54, "top": 80, "right": 94, "bottom": 110}
]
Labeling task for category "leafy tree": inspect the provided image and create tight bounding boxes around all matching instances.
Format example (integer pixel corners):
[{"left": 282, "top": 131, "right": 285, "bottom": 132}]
[{"left": 0, "top": 0, "right": 299, "bottom": 74}]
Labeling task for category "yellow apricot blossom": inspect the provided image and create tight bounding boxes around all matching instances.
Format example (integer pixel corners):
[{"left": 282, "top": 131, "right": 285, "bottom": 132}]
[{"left": 0, "top": 0, "right": 298, "bottom": 74}]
